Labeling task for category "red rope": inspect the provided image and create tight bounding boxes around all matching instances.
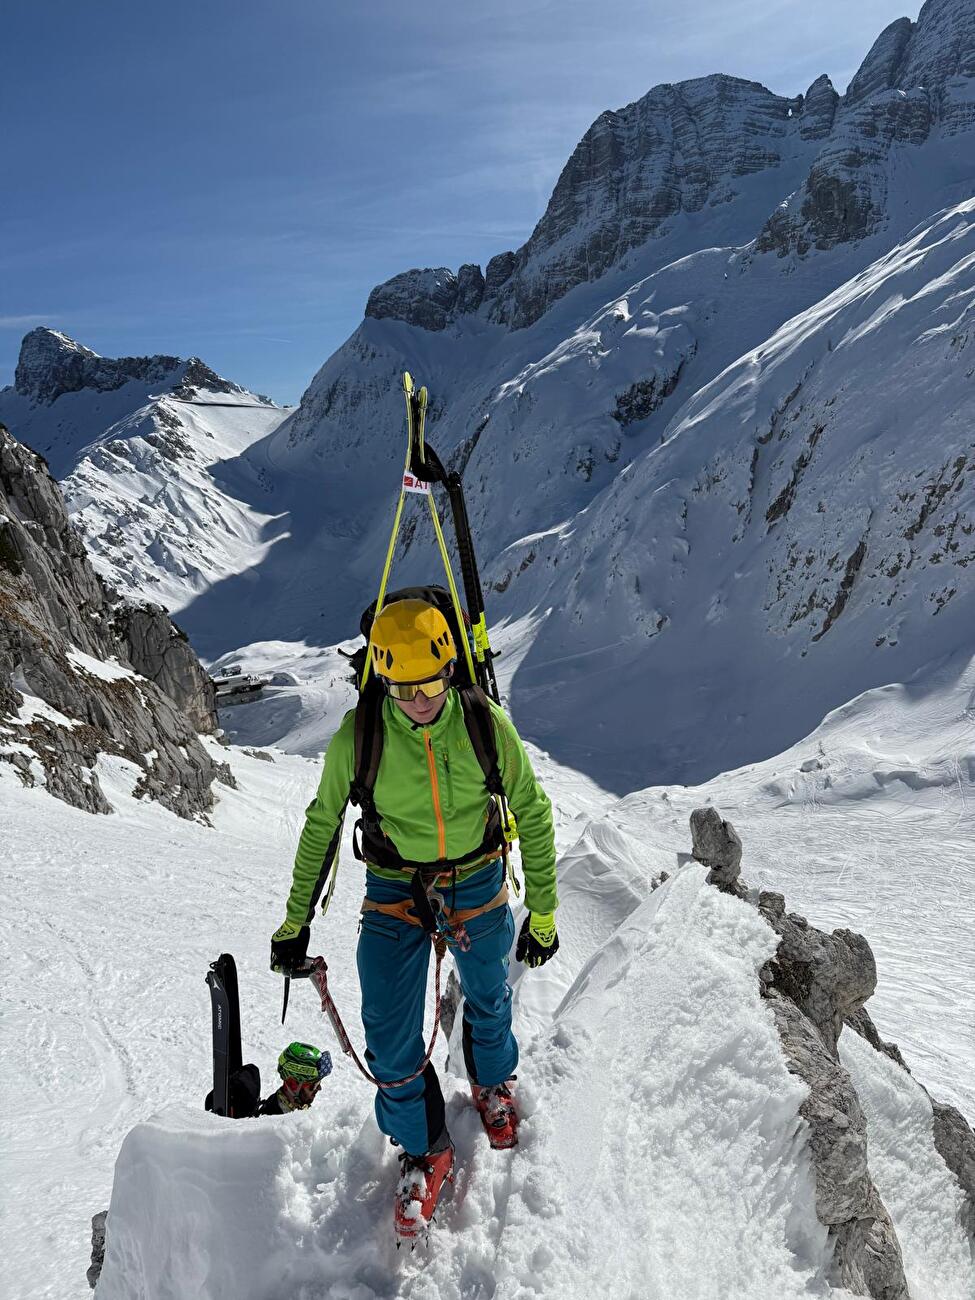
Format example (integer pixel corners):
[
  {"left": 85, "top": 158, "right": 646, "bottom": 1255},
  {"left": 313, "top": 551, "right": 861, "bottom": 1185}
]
[{"left": 309, "top": 946, "right": 446, "bottom": 1091}]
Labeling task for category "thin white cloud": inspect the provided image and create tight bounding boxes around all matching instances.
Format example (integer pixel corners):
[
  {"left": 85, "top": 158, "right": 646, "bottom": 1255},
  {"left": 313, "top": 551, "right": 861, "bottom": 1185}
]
[{"left": 0, "top": 314, "right": 57, "bottom": 329}]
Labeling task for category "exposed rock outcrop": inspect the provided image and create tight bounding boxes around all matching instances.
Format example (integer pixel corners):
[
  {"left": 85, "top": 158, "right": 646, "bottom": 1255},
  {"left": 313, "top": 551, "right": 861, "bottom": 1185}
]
[
  {"left": 0, "top": 423, "right": 231, "bottom": 818},
  {"left": 931, "top": 1102, "right": 975, "bottom": 1239},
  {"left": 845, "top": 18, "right": 915, "bottom": 106},
  {"left": 110, "top": 602, "right": 216, "bottom": 734},
  {"left": 691, "top": 807, "right": 975, "bottom": 1296},
  {"left": 365, "top": 267, "right": 461, "bottom": 331},
  {"left": 87, "top": 1211, "right": 108, "bottom": 1289},
  {"left": 799, "top": 75, "right": 840, "bottom": 140},
  {"left": 689, "top": 805, "right": 744, "bottom": 894}
]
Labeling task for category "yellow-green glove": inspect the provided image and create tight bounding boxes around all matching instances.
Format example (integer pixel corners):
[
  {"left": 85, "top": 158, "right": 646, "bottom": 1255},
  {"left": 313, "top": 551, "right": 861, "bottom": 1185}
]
[
  {"left": 515, "top": 911, "right": 559, "bottom": 968},
  {"left": 270, "top": 919, "right": 309, "bottom": 974}
]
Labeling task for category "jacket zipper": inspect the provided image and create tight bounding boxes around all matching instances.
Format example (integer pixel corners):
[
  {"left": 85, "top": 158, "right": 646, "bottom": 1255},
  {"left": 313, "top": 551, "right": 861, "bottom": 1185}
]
[{"left": 423, "top": 730, "right": 447, "bottom": 859}]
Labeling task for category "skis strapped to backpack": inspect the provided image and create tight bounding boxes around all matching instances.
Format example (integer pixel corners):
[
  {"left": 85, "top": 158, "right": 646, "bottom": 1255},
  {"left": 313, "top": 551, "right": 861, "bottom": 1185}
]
[{"left": 344, "top": 373, "right": 519, "bottom": 890}]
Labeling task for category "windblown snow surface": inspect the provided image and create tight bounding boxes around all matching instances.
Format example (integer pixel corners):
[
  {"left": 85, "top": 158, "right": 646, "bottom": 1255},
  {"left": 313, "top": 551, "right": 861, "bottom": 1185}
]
[{"left": 3, "top": 636, "right": 973, "bottom": 1300}]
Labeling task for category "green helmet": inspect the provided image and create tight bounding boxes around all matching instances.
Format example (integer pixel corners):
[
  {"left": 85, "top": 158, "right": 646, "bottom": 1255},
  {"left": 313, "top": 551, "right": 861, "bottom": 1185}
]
[{"left": 277, "top": 1041, "right": 332, "bottom": 1085}]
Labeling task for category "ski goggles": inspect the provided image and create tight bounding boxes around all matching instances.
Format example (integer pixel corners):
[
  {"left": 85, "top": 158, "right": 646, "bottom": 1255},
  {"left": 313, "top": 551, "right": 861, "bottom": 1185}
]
[{"left": 383, "top": 665, "right": 454, "bottom": 702}]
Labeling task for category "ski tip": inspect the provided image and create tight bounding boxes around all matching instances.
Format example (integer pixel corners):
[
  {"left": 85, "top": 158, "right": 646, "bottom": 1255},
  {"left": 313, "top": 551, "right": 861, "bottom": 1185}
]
[{"left": 403, "top": 371, "right": 414, "bottom": 394}]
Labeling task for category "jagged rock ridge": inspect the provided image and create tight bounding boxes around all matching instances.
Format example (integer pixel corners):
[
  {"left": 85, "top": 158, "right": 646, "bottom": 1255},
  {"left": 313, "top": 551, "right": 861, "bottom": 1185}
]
[
  {"left": 12, "top": 327, "right": 246, "bottom": 406},
  {"left": 692, "top": 807, "right": 975, "bottom": 1297},
  {"left": 365, "top": 0, "right": 975, "bottom": 329},
  {"left": 0, "top": 422, "right": 232, "bottom": 818}
]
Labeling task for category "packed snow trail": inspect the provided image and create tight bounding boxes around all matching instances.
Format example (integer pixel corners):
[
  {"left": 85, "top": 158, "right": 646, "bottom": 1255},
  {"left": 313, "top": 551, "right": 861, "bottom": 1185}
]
[
  {"left": 0, "top": 738, "right": 602, "bottom": 1300},
  {"left": 97, "top": 867, "right": 847, "bottom": 1300}
]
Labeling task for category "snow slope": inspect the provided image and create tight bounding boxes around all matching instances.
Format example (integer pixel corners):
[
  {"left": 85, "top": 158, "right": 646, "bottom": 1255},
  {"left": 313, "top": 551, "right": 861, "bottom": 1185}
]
[
  {"left": 62, "top": 393, "right": 287, "bottom": 613},
  {"left": 503, "top": 197, "right": 975, "bottom": 789},
  {"left": 3, "top": 636, "right": 973, "bottom": 1298},
  {"left": 96, "top": 867, "right": 844, "bottom": 1300}
]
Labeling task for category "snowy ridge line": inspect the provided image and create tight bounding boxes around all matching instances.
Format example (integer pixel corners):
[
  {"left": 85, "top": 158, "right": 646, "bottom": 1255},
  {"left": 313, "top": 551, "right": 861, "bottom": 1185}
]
[{"left": 90, "top": 803, "right": 975, "bottom": 1300}]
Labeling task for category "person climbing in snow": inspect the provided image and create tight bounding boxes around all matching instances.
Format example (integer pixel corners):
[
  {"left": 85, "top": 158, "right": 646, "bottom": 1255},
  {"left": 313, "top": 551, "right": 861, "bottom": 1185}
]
[{"left": 269, "top": 597, "right": 559, "bottom": 1240}]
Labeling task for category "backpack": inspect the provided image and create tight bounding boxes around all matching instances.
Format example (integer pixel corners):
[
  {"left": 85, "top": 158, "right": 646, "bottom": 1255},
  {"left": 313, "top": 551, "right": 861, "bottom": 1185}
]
[{"left": 346, "top": 585, "right": 508, "bottom": 875}]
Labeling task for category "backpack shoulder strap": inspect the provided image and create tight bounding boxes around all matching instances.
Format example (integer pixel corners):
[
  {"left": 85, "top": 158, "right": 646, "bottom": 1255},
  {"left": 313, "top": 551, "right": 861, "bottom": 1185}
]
[
  {"left": 350, "top": 682, "right": 385, "bottom": 822},
  {"left": 457, "top": 685, "right": 505, "bottom": 797}
]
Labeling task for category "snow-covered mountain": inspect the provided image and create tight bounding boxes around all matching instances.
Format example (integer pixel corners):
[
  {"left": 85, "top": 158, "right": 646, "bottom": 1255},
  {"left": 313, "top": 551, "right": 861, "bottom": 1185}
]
[
  {"left": 0, "top": 329, "right": 288, "bottom": 613},
  {"left": 163, "top": 0, "right": 975, "bottom": 795}
]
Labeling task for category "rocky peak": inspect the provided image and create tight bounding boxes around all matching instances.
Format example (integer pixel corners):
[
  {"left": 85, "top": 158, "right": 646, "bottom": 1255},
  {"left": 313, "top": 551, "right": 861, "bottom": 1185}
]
[
  {"left": 12, "top": 327, "right": 242, "bottom": 405},
  {"left": 363, "top": 75, "right": 807, "bottom": 337},
  {"left": 756, "top": 0, "right": 975, "bottom": 258},
  {"left": 353, "top": 2, "right": 975, "bottom": 340},
  {"left": 365, "top": 267, "right": 461, "bottom": 331},
  {"left": 364, "top": 262, "right": 488, "bottom": 332},
  {"left": 486, "top": 74, "right": 803, "bottom": 329},
  {"left": 799, "top": 74, "right": 840, "bottom": 139},
  {"left": 844, "top": 17, "right": 915, "bottom": 106}
]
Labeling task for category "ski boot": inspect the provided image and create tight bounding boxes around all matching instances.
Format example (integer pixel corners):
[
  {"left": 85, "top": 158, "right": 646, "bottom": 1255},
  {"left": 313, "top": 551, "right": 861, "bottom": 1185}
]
[
  {"left": 394, "top": 1145, "right": 454, "bottom": 1245},
  {"left": 471, "top": 1081, "right": 519, "bottom": 1149}
]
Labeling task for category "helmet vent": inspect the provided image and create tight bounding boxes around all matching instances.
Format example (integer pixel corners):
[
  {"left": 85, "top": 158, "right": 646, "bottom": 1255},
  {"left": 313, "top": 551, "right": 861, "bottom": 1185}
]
[
  {"left": 430, "top": 639, "right": 442, "bottom": 660},
  {"left": 385, "top": 648, "right": 394, "bottom": 670}
]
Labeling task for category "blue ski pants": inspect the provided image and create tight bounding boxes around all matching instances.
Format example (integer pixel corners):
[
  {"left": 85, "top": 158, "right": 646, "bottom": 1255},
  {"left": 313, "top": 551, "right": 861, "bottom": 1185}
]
[{"left": 356, "top": 860, "right": 518, "bottom": 1156}]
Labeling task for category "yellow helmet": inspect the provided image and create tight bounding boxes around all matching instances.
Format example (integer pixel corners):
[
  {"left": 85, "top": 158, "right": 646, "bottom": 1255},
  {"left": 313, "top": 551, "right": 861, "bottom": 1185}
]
[{"left": 369, "top": 599, "right": 456, "bottom": 682}]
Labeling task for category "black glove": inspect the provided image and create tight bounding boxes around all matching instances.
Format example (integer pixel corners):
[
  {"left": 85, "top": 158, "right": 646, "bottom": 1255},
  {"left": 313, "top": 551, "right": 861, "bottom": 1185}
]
[
  {"left": 516, "top": 914, "right": 559, "bottom": 969},
  {"left": 270, "top": 921, "right": 310, "bottom": 974}
]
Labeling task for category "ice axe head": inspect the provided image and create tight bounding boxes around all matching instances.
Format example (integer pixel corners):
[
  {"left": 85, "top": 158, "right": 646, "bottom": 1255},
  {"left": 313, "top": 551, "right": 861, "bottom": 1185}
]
[{"left": 280, "top": 958, "right": 318, "bottom": 1025}]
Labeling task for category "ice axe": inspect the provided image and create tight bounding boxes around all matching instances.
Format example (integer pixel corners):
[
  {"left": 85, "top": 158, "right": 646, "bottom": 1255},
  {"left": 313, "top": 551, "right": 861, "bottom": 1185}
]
[{"left": 280, "top": 957, "right": 318, "bottom": 1025}]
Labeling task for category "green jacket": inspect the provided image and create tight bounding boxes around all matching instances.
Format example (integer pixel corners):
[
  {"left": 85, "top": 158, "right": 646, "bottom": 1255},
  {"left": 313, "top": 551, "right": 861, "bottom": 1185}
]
[{"left": 285, "top": 689, "right": 557, "bottom": 925}]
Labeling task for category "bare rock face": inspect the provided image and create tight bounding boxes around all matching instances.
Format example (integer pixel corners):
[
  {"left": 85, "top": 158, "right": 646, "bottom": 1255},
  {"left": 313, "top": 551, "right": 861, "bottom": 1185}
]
[
  {"left": 799, "top": 74, "right": 840, "bottom": 140},
  {"left": 12, "top": 327, "right": 241, "bottom": 406},
  {"left": 844, "top": 18, "right": 915, "bottom": 106},
  {"left": 365, "top": 267, "right": 461, "bottom": 331},
  {"left": 487, "top": 75, "right": 801, "bottom": 329},
  {"left": 87, "top": 1211, "right": 108, "bottom": 1289},
  {"left": 0, "top": 423, "right": 231, "bottom": 818},
  {"left": 110, "top": 602, "right": 216, "bottom": 734},
  {"left": 484, "top": 251, "right": 517, "bottom": 295},
  {"left": 455, "top": 262, "right": 486, "bottom": 316},
  {"left": 757, "top": 0, "right": 973, "bottom": 256},
  {"left": 931, "top": 1102, "right": 975, "bottom": 1240}
]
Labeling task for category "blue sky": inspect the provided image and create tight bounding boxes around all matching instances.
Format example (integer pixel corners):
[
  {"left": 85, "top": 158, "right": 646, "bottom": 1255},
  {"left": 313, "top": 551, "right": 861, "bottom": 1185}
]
[{"left": 3, "top": 0, "right": 918, "bottom": 404}]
